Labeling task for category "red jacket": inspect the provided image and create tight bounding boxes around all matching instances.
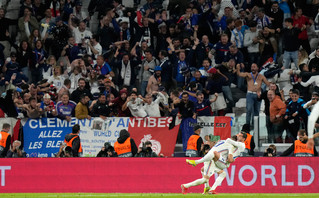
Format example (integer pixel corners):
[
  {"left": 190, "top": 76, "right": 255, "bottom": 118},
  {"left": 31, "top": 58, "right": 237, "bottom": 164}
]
[{"left": 292, "top": 15, "right": 309, "bottom": 40}]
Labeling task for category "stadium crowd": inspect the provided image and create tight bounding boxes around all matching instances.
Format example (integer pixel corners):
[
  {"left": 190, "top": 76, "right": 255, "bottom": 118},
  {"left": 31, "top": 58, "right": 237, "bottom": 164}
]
[{"left": 0, "top": 0, "right": 319, "bottom": 157}]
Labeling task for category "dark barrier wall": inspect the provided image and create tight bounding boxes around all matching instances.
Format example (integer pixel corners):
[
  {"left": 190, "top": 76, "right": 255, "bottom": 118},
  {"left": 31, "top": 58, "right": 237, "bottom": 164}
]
[{"left": 0, "top": 157, "right": 318, "bottom": 193}]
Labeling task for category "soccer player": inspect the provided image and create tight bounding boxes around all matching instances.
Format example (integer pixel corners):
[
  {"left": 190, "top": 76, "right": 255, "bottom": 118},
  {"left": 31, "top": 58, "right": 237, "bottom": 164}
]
[
  {"left": 307, "top": 102, "right": 319, "bottom": 149},
  {"left": 208, "top": 134, "right": 247, "bottom": 194},
  {"left": 181, "top": 132, "right": 246, "bottom": 194}
]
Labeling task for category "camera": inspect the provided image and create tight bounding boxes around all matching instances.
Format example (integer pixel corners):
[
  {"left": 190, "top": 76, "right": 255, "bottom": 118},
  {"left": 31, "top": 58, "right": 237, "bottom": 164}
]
[{"left": 266, "top": 148, "right": 273, "bottom": 153}]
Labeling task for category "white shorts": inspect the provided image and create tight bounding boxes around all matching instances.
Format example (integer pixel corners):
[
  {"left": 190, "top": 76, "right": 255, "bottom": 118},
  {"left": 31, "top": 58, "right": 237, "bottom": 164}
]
[
  {"left": 202, "top": 159, "right": 224, "bottom": 177},
  {"left": 215, "top": 155, "right": 229, "bottom": 170}
]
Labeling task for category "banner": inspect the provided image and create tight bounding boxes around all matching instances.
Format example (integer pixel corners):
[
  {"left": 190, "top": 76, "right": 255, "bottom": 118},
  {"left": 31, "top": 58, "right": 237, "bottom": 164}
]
[
  {"left": 23, "top": 118, "right": 73, "bottom": 157},
  {"left": 179, "top": 116, "right": 232, "bottom": 151},
  {"left": 129, "top": 117, "right": 179, "bottom": 156},
  {"left": 23, "top": 117, "right": 179, "bottom": 157},
  {"left": 1, "top": 158, "right": 319, "bottom": 193}
]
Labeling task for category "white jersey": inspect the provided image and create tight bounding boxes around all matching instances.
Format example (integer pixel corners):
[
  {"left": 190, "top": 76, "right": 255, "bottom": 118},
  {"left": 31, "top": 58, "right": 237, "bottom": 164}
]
[{"left": 214, "top": 138, "right": 245, "bottom": 169}]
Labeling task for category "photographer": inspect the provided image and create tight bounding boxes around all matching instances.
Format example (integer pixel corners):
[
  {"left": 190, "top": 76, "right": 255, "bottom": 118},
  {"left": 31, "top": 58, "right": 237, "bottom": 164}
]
[
  {"left": 263, "top": 144, "right": 277, "bottom": 157},
  {"left": 56, "top": 142, "right": 73, "bottom": 158},
  {"left": 96, "top": 142, "right": 117, "bottom": 157},
  {"left": 135, "top": 141, "right": 158, "bottom": 157},
  {"left": 7, "top": 140, "right": 26, "bottom": 158}
]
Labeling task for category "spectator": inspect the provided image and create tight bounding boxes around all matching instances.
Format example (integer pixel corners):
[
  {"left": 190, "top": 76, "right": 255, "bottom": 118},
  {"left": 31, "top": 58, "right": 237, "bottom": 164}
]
[
  {"left": 281, "top": 18, "right": 305, "bottom": 69},
  {"left": 226, "top": 45, "right": 245, "bottom": 90},
  {"left": 140, "top": 49, "right": 159, "bottom": 96},
  {"left": 40, "top": 93, "right": 57, "bottom": 118},
  {"left": 146, "top": 66, "right": 162, "bottom": 94},
  {"left": 259, "top": 27, "right": 277, "bottom": 65},
  {"left": 303, "top": 92, "right": 319, "bottom": 110},
  {"left": 135, "top": 141, "right": 158, "bottom": 157},
  {"left": 51, "top": 16, "right": 71, "bottom": 59},
  {"left": 263, "top": 144, "right": 277, "bottom": 157},
  {"left": 22, "top": 97, "right": 43, "bottom": 118},
  {"left": 109, "top": 89, "right": 130, "bottom": 117},
  {"left": 186, "top": 125, "right": 203, "bottom": 157},
  {"left": 237, "top": 63, "right": 270, "bottom": 127},
  {"left": 281, "top": 129, "right": 318, "bottom": 156},
  {"left": 30, "top": 40, "right": 47, "bottom": 84},
  {"left": 101, "top": 78, "right": 119, "bottom": 98},
  {"left": 244, "top": 21, "right": 261, "bottom": 67},
  {"left": 114, "top": 129, "right": 138, "bottom": 157},
  {"left": 96, "top": 15, "right": 117, "bottom": 53},
  {"left": 211, "top": 34, "right": 232, "bottom": 64},
  {"left": 70, "top": 78, "right": 92, "bottom": 104},
  {"left": 87, "top": 34, "right": 102, "bottom": 59},
  {"left": 64, "top": 124, "right": 82, "bottom": 157},
  {"left": 42, "top": 55, "right": 56, "bottom": 81},
  {"left": 93, "top": 55, "right": 114, "bottom": 77},
  {"left": 112, "top": 52, "right": 137, "bottom": 89},
  {"left": 141, "top": 91, "right": 166, "bottom": 117},
  {"left": 254, "top": 8, "right": 272, "bottom": 31},
  {"left": 56, "top": 92, "right": 76, "bottom": 121},
  {"left": 75, "top": 94, "right": 91, "bottom": 120},
  {"left": 122, "top": 91, "right": 147, "bottom": 117},
  {"left": 18, "top": 7, "right": 39, "bottom": 42},
  {"left": 292, "top": 7, "right": 311, "bottom": 54},
  {"left": 176, "top": 92, "right": 196, "bottom": 119},
  {"left": 0, "top": 7, "right": 17, "bottom": 58},
  {"left": 261, "top": 84, "right": 285, "bottom": 143},
  {"left": 299, "top": 70, "right": 319, "bottom": 93},
  {"left": 17, "top": 41, "right": 32, "bottom": 79},
  {"left": 61, "top": 37, "right": 80, "bottom": 62},
  {"left": 308, "top": 48, "right": 319, "bottom": 72},
  {"left": 68, "top": 14, "right": 92, "bottom": 45},
  {"left": 91, "top": 93, "right": 111, "bottom": 119},
  {"left": 96, "top": 142, "right": 117, "bottom": 157},
  {"left": 68, "top": 67, "right": 83, "bottom": 93},
  {"left": 284, "top": 89, "right": 310, "bottom": 140},
  {"left": 0, "top": 123, "right": 11, "bottom": 158},
  {"left": 57, "top": 79, "right": 71, "bottom": 101},
  {"left": 6, "top": 140, "right": 26, "bottom": 158},
  {"left": 216, "top": 60, "right": 236, "bottom": 111},
  {"left": 167, "top": 37, "right": 197, "bottom": 88}
]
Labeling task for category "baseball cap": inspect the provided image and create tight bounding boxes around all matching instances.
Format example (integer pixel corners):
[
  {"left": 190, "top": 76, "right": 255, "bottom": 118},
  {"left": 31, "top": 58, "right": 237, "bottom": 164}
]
[
  {"left": 207, "top": 67, "right": 217, "bottom": 74},
  {"left": 154, "top": 66, "right": 162, "bottom": 71},
  {"left": 193, "top": 125, "right": 203, "bottom": 131},
  {"left": 43, "top": 93, "right": 51, "bottom": 99}
]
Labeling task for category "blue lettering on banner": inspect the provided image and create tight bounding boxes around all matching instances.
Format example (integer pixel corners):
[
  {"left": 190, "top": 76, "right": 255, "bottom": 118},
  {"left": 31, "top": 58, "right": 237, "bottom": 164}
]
[
  {"left": 117, "top": 118, "right": 126, "bottom": 127},
  {"left": 24, "top": 118, "right": 71, "bottom": 157}
]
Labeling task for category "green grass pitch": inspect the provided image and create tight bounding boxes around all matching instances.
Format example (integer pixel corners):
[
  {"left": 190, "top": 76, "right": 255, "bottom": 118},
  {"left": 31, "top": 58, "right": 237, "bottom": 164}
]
[{"left": 1, "top": 194, "right": 319, "bottom": 198}]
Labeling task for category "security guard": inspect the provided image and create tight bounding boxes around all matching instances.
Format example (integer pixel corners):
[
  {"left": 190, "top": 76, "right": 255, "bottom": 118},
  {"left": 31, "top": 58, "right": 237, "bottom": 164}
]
[
  {"left": 114, "top": 129, "right": 137, "bottom": 157},
  {"left": 281, "top": 129, "right": 318, "bottom": 156},
  {"left": 0, "top": 123, "right": 11, "bottom": 157},
  {"left": 242, "top": 124, "right": 255, "bottom": 156},
  {"left": 186, "top": 125, "right": 203, "bottom": 157},
  {"left": 64, "top": 124, "right": 82, "bottom": 157}
]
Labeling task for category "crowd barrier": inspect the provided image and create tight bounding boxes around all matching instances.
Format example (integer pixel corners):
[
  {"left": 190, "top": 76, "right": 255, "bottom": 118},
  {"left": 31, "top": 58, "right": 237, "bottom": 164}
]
[
  {"left": 0, "top": 116, "right": 232, "bottom": 157},
  {"left": 0, "top": 157, "right": 318, "bottom": 193}
]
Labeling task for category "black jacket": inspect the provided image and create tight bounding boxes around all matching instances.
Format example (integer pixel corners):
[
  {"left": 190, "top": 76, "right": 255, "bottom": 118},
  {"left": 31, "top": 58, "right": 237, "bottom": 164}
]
[{"left": 71, "top": 88, "right": 93, "bottom": 104}]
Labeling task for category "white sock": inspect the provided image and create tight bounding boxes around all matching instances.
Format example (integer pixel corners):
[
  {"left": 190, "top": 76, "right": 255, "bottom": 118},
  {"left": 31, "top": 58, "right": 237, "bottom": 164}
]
[
  {"left": 184, "top": 178, "right": 208, "bottom": 188},
  {"left": 195, "top": 150, "right": 215, "bottom": 164},
  {"left": 211, "top": 172, "right": 226, "bottom": 190},
  {"left": 202, "top": 171, "right": 210, "bottom": 188}
]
